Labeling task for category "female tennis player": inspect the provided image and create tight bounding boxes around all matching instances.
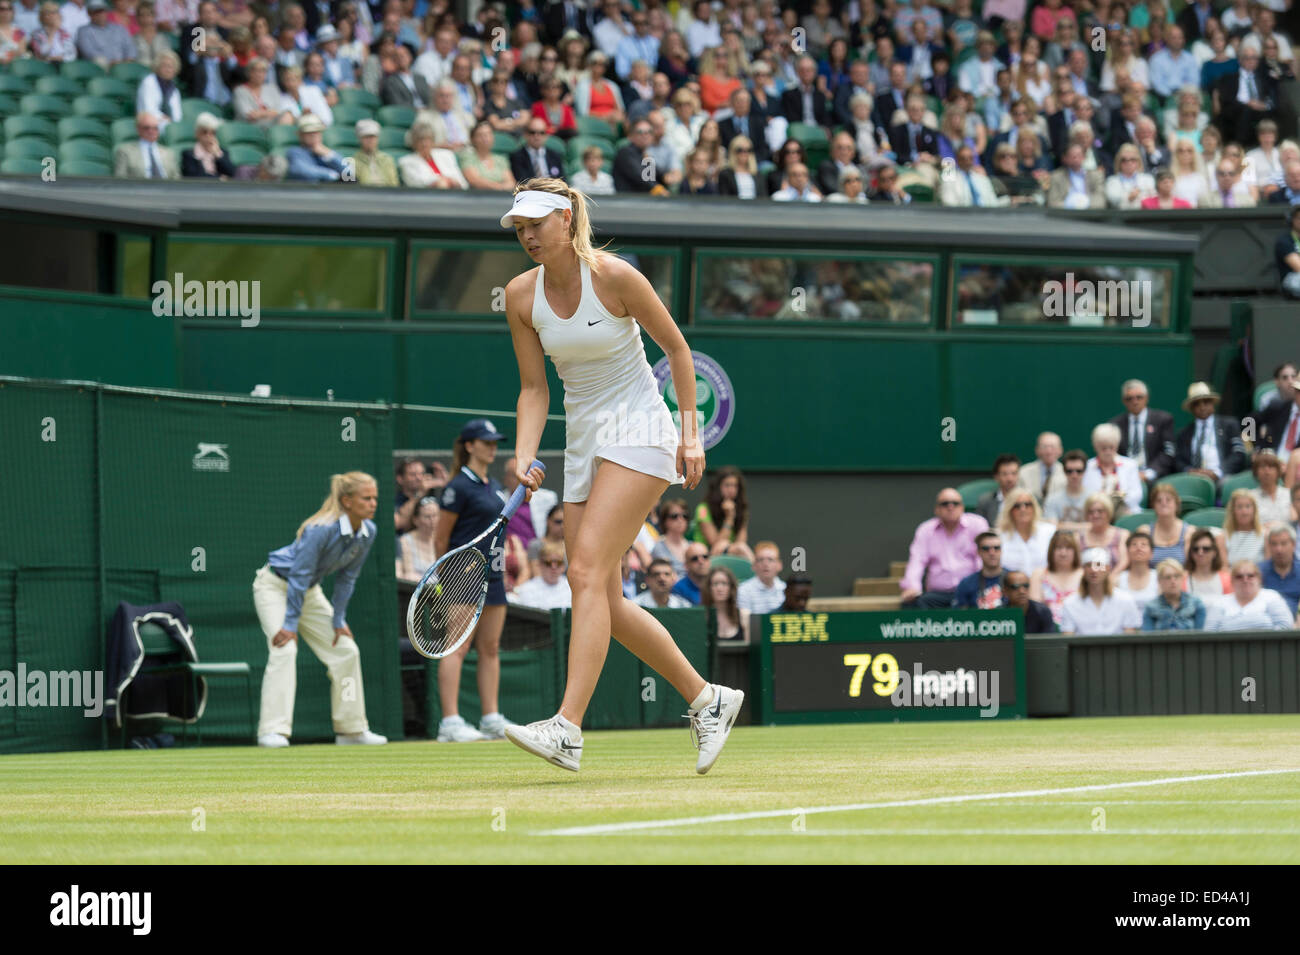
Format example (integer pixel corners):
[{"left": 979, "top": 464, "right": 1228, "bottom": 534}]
[
  {"left": 499, "top": 179, "right": 744, "bottom": 774},
  {"left": 431, "top": 418, "right": 518, "bottom": 742},
  {"left": 253, "top": 471, "right": 387, "bottom": 748}
]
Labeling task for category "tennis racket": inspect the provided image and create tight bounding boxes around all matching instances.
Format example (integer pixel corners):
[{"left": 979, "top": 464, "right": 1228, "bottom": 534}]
[{"left": 406, "top": 459, "right": 546, "bottom": 659}]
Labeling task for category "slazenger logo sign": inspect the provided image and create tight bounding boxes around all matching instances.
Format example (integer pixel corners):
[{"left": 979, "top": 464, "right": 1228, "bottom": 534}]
[{"left": 193, "top": 443, "right": 230, "bottom": 472}]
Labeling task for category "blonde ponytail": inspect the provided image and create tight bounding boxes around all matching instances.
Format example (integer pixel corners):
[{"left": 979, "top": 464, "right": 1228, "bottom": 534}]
[
  {"left": 296, "top": 470, "right": 376, "bottom": 539},
  {"left": 514, "top": 176, "right": 609, "bottom": 271}
]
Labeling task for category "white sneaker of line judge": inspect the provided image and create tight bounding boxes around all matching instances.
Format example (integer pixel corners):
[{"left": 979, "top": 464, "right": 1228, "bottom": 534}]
[
  {"left": 257, "top": 733, "right": 290, "bottom": 748},
  {"left": 335, "top": 729, "right": 388, "bottom": 745}
]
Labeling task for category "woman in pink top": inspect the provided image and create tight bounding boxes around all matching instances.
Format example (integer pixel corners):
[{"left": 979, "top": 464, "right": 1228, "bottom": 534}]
[
  {"left": 1140, "top": 168, "right": 1193, "bottom": 209},
  {"left": 1030, "top": 530, "right": 1084, "bottom": 625},
  {"left": 1031, "top": 0, "right": 1075, "bottom": 42}
]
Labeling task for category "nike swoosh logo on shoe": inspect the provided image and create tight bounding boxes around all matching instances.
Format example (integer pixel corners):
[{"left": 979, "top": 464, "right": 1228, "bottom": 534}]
[
  {"left": 559, "top": 738, "right": 582, "bottom": 752},
  {"left": 710, "top": 689, "right": 724, "bottom": 719}
]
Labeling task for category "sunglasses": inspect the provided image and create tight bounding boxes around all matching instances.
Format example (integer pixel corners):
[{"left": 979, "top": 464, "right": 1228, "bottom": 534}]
[
  {"left": 735, "top": 146, "right": 752, "bottom": 153},
  {"left": 1006, "top": 582, "right": 1030, "bottom": 590},
  {"left": 938, "top": 500, "right": 962, "bottom": 507},
  {"left": 979, "top": 544, "right": 1002, "bottom": 551},
  {"left": 1012, "top": 501, "right": 1033, "bottom": 509},
  {"left": 666, "top": 512, "right": 687, "bottom": 520},
  {"left": 527, "top": 129, "right": 547, "bottom": 135},
  {"left": 688, "top": 554, "right": 709, "bottom": 562},
  {"left": 1064, "top": 467, "right": 1084, "bottom": 475},
  {"left": 1192, "top": 545, "right": 1214, "bottom": 553},
  {"left": 542, "top": 559, "right": 565, "bottom": 568},
  {"left": 1233, "top": 573, "right": 1258, "bottom": 580}
]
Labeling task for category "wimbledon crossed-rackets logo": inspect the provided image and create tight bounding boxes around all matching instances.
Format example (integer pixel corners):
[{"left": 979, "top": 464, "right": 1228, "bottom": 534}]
[{"left": 651, "top": 351, "right": 736, "bottom": 451}]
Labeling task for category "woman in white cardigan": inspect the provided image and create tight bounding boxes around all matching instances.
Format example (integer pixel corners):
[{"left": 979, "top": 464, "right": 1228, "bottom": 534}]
[
  {"left": 136, "top": 50, "right": 184, "bottom": 129},
  {"left": 398, "top": 120, "right": 469, "bottom": 190},
  {"left": 1104, "top": 143, "right": 1156, "bottom": 209}
]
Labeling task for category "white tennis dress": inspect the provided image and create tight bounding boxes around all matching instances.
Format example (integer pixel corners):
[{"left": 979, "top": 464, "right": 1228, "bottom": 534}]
[{"left": 531, "top": 258, "right": 681, "bottom": 502}]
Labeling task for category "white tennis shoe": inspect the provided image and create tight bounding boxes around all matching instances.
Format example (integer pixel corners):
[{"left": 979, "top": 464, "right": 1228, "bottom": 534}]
[
  {"left": 257, "top": 733, "right": 289, "bottom": 748},
  {"left": 503, "top": 715, "right": 583, "bottom": 772},
  {"left": 688, "top": 685, "right": 743, "bottom": 775},
  {"left": 478, "top": 712, "right": 516, "bottom": 740},
  {"left": 437, "top": 715, "right": 490, "bottom": 742},
  {"left": 336, "top": 729, "right": 387, "bottom": 745}
]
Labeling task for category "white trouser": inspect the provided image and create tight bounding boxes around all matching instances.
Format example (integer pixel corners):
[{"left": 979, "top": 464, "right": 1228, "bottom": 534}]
[{"left": 252, "top": 565, "right": 370, "bottom": 737}]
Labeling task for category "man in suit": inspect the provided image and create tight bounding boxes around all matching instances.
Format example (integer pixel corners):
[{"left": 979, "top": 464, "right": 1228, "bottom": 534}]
[
  {"left": 543, "top": 0, "right": 593, "bottom": 45},
  {"left": 1133, "top": 116, "right": 1170, "bottom": 172},
  {"left": 781, "top": 55, "right": 830, "bottom": 127},
  {"left": 1214, "top": 46, "right": 1277, "bottom": 148},
  {"left": 833, "top": 59, "right": 874, "bottom": 128},
  {"left": 976, "top": 454, "right": 1022, "bottom": 526},
  {"left": 1177, "top": 0, "right": 1216, "bottom": 44},
  {"left": 873, "top": 61, "right": 911, "bottom": 131},
  {"left": 939, "top": 144, "right": 1005, "bottom": 206},
  {"left": 1261, "top": 371, "right": 1300, "bottom": 460},
  {"left": 1047, "top": 143, "right": 1105, "bottom": 208},
  {"left": 180, "top": 1, "right": 224, "bottom": 93},
  {"left": 719, "top": 88, "right": 771, "bottom": 164},
  {"left": 1104, "top": 92, "right": 1146, "bottom": 156},
  {"left": 897, "top": 19, "right": 943, "bottom": 86},
  {"left": 381, "top": 43, "right": 432, "bottom": 108},
  {"left": 511, "top": 118, "right": 566, "bottom": 183},
  {"left": 1173, "top": 382, "right": 1247, "bottom": 485},
  {"left": 1018, "top": 432, "right": 1068, "bottom": 504},
  {"left": 418, "top": 81, "right": 474, "bottom": 150},
  {"left": 113, "top": 112, "right": 180, "bottom": 180},
  {"left": 816, "top": 131, "right": 862, "bottom": 196},
  {"left": 1109, "top": 378, "right": 1176, "bottom": 484},
  {"left": 889, "top": 95, "right": 940, "bottom": 165}
]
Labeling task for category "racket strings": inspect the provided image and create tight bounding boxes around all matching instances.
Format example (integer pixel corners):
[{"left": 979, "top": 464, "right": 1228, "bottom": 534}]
[{"left": 410, "top": 548, "right": 489, "bottom": 657}]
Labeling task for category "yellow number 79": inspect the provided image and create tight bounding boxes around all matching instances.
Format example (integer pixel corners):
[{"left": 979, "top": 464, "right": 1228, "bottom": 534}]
[{"left": 844, "top": 652, "right": 901, "bottom": 697}]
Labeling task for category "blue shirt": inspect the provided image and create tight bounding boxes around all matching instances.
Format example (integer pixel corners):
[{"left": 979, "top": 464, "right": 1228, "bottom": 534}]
[
  {"left": 1141, "top": 592, "right": 1207, "bottom": 631},
  {"left": 267, "top": 514, "right": 376, "bottom": 631},
  {"left": 671, "top": 575, "right": 702, "bottom": 605},
  {"left": 285, "top": 146, "right": 347, "bottom": 181},
  {"left": 441, "top": 466, "right": 508, "bottom": 580},
  {"left": 952, "top": 570, "right": 1003, "bottom": 609},
  {"left": 1259, "top": 560, "right": 1300, "bottom": 615}
]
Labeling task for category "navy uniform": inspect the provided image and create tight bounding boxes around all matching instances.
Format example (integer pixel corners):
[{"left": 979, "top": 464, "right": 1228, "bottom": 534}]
[{"left": 441, "top": 420, "right": 511, "bottom": 605}]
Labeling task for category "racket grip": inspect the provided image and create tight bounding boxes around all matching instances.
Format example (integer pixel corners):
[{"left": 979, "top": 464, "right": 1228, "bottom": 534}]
[{"left": 502, "top": 458, "right": 546, "bottom": 521}]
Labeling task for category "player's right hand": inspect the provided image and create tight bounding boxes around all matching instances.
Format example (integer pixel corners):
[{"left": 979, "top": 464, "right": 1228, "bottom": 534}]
[
  {"left": 272, "top": 629, "right": 297, "bottom": 647},
  {"left": 516, "top": 457, "right": 544, "bottom": 497}
]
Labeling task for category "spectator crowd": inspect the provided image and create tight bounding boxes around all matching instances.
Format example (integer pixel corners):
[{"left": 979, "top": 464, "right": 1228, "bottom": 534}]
[
  {"left": 3, "top": 0, "right": 1297, "bottom": 216},
  {"left": 901, "top": 370, "right": 1300, "bottom": 633}
]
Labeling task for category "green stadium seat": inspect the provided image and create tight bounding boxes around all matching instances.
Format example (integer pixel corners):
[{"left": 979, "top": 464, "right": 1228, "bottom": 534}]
[
  {"left": 58, "top": 117, "right": 111, "bottom": 144},
  {"left": 4, "top": 137, "right": 55, "bottom": 160},
  {"left": 60, "top": 60, "right": 106, "bottom": 81},
  {"left": 332, "top": 103, "right": 374, "bottom": 126},
  {"left": 111, "top": 116, "right": 141, "bottom": 143},
  {"left": 9, "top": 59, "right": 56, "bottom": 81},
  {"left": 564, "top": 156, "right": 612, "bottom": 177},
  {"left": 162, "top": 118, "right": 198, "bottom": 146},
  {"left": 58, "top": 139, "right": 112, "bottom": 164},
  {"left": 1183, "top": 507, "right": 1226, "bottom": 529},
  {"left": 566, "top": 135, "right": 614, "bottom": 161},
  {"left": 1114, "top": 509, "right": 1156, "bottom": 533},
  {"left": 4, "top": 114, "right": 56, "bottom": 141},
  {"left": 110, "top": 62, "right": 151, "bottom": 85},
  {"left": 387, "top": 148, "right": 412, "bottom": 166},
  {"left": 71, "top": 96, "right": 123, "bottom": 121},
  {"left": 545, "top": 134, "right": 566, "bottom": 156},
  {"left": 19, "top": 93, "right": 70, "bottom": 119},
  {"left": 955, "top": 478, "right": 997, "bottom": 511},
  {"left": 0, "top": 94, "right": 20, "bottom": 118},
  {"left": 322, "top": 126, "right": 359, "bottom": 150},
  {"left": 1253, "top": 381, "right": 1277, "bottom": 410},
  {"left": 0, "top": 156, "right": 44, "bottom": 174},
  {"left": 787, "top": 122, "right": 829, "bottom": 147},
  {"left": 218, "top": 121, "right": 266, "bottom": 148},
  {"left": 87, "top": 76, "right": 135, "bottom": 101},
  {"left": 337, "top": 88, "right": 381, "bottom": 110},
  {"left": 1219, "top": 471, "right": 1259, "bottom": 501},
  {"left": 0, "top": 75, "right": 30, "bottom": 98},
  {"left": 35, "top": 75, "right": 83, "bottom": 98},
  {"left": 491, "top": 131, "right": 519, "bottom": 154},
  {"left": 171, "top": 140, "right": 196, "bottom": 157},
  {"left": 1160, "top": 473, "right": 1216, "bottom": 513},
  {"left": 376, "top": 104, "right": 415, "bottom": 128},
  {"left": 904, "top": 182, "right": 935, "bottom": 202},
  {"left": 576, "top": 115, "right": 615, "bottom": 140},
  {"left": 227, "top": 143, "right": 267, "bottom": 167},
  {"left": 378, "top": 127, "right": 408, "bottom": 150},
  {"left": 58, "top": 159, "right": 112, "bottom": 177},
  {"left": 182, "top": 98, "right": 223, "bottom": 121},
  {"left": 710, "top": 554, "right": 754, "bottom": 583},
  {"left": 268, "top": 125, "right": 301, "bottom": 149}
]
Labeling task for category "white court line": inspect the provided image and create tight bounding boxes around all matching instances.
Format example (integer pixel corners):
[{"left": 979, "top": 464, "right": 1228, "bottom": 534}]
[
  {"left": 537, "top": 768, "right": 1300, "bottom": 837},
  {"left": 585, "top": 828, "right": 1300, "bottom": 837}
]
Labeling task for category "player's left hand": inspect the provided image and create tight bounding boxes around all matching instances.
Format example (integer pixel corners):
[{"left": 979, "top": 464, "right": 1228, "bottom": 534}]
[
  {"left": 333, "top": 624, "right": 352, "bottom": 646},
  {"left": 678, "top": 438, "right": 705, "bottom": 491}
]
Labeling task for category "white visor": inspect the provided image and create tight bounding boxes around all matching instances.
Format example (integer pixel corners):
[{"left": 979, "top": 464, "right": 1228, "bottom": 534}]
[{"left": 500, "top": 190, "right": 572, "bottom": 228}]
